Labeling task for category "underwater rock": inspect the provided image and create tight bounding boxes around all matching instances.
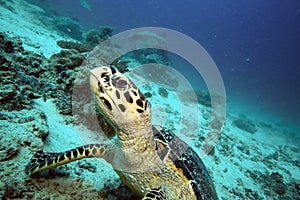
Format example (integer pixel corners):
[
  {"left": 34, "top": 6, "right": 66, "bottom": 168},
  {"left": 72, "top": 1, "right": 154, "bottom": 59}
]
[
  {"left": 144, "top": 54, "right": 162, "bottom": 63},
  {"left": 129, "top": 31, "right": 166, "bottom": 49},
  {"left": 45, "top": 49, "right": 85, "bottom": 115},
  {"left": 111, "top": 59, "right": 130, "bottom": 73},
  {"left": 3, "top": 40, "right": 14, "bottom": 53},
  {"left": 269, "top": 172, "right": 287, "bottom": 195},
  {"left": 243, "top": 188, "right": 261, "bottom": 199},
  {"left": 0, "top": 55, "right": 8, "bottom": 65},
  {"left": 292, "top": 159, "right": 300, "bottom": 168},
  {"left": 57, "top": 40, "right": 93, "bottom": 53},
  {"left": 177, "top": 89, "right": 211, "bottom": 107},
  {"left": 31, "top": 121, "right": 49, "bottom": 142},
  {"left": 131, "top": 49, "right": 170, "bottom": 66},
  {"left": 2, "top": 180, "right": 35, "bottom": 199},
  {"left": 245, "top": 170, "right": 292, "bottom": 197},
  {"left": 201, "top": 143, "right": 215, "bottom": 155},
  {"left": 54, "top": 17, "right": 83, "bottom": 41},
  {"left": 85, "top": 29, "right": 99, "bottom": 44},
  {"left": 195, "top": 90, "right": 211, "bottom": 107},
  {"left": 53, "top": 93, "right": 72, "bottom": 115},
  {"left": 85, "top": 26, "right": 115, "bottom": 46},
  {"left": 96, "top": 110, "right": 116, "bottom": 138},
  {"left": 0, "top": 74, "right": 28, "bottom": 111},
  {"left": 216, "top": 136, "right": 235, "bottom": 158},
  {"left": 210, "top": 117, "right": 224, "bottom": 131},
  {"left": 14, "top": 53, "right": 45, "bottom": 76},
  {"left": 99, "top": 183, "right": 139, "bottom": 200},
  {"left": 0, "top": 32, "right": 58, "bottom": 111},
  {"left": 0, "top": 146, "right": 19, "bottom": 162},
  {"left": 144, "top": 92, "right": 152, "bottom": 98},
  {"left": 233, "top": 115, "right": 257, "bottom": 133},
  {"left": 265, "top": 151, "right": 279, "bottom": 161},
  {"left": 0, "top": 84, "right": 17, "bottom": 101},
  {"left": 98, "top": 26, "right": 115, "bottom": 41},
  {"left": 0, "top": 108, "right": 49, "bottom": 199},
  {"left": 0, "top": 32, "right": 23, "bottom": 53},
  {"left": 78, "top": 161, "right": 97, "bottom": 173},
  {"left": 49, "top": 49, "right": 85, "bottom": 70},
  {"left": 24, "top": 176, "right": 103, "bottom": 199},
  {"left": 158, "top": 87, "right": 169, "bottom": 98},
  {"left": 236, "top": 143, "right": 250, "bottom": 155}
]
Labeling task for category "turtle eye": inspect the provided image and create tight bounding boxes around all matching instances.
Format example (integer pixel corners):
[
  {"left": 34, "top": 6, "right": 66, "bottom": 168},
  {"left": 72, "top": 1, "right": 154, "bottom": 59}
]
[
  {"left": 112, "top": 76, "right": 129, "bottom": 90},
  {"left": 110, "top": 66, "right": 117, "bottom": 74}
]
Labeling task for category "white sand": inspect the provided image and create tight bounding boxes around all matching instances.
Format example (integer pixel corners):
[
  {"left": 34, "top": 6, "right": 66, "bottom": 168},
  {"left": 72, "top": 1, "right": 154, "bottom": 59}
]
[{"left": 0, "top": 0, "right": 71, "bottom": 58}]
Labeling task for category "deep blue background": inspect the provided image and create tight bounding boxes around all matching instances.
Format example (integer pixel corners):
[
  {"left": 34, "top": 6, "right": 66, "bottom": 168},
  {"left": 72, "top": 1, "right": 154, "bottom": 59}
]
[{"left": 34, "top": 0, "right": 300, "bottom": 128}]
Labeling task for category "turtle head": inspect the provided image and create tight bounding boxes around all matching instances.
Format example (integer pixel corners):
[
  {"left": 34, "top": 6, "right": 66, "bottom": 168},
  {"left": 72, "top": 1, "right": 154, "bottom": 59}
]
[{"left": 90, "top": 66, "right": 151, "bottom": 137}]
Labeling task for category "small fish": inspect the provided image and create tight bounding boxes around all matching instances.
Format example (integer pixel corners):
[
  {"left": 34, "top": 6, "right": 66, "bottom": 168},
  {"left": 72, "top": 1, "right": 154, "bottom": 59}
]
[{"left": 80, "top": 0, "right": 92, "bottom": 11}]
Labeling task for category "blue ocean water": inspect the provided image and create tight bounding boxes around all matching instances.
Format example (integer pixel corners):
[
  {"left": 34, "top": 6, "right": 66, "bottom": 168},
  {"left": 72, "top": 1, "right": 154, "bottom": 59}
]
[{"left": 33, "top": 0, "right": 300, "bottom": 130}]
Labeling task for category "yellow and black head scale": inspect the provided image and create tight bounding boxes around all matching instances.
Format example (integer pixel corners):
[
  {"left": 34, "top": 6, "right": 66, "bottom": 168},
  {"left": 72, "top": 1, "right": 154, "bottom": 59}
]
[{"left": 90, "top": 66, "right": 151, "bottom": 136}]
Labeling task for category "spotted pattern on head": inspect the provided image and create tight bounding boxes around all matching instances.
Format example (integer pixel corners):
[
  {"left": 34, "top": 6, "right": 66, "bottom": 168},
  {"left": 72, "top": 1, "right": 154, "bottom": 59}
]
[{"left": 90, "top": 66, "right": 151, "bottom": 133}]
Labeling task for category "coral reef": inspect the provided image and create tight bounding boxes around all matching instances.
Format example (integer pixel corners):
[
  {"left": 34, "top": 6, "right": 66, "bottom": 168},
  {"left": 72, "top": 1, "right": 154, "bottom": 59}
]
[
  {"left": 57, "top": 40, "right": 93, "bottom": 53},
  {"left": 0, "top": 32, "right": 86, "bottom": 115},
  {"left": 0, "top": 33, "right": 47, "bottom": 111},
  {"left": 0, "top": 32, "right": 23, "bottom": 53},
  {"left": 245, "top": 170, "right": 300, "bottom": 197},
  {"left": 85, "top": 26, "right": 115, "bottom": 46},
  {"left": 0, "top": 31, "right": 76, "bottom": 123},
  {"left": 49, "top": 49, "right": 85, "bottom": 71},
  {"left": 158, "top": 87, "right": 169, "bottom": 98},
  {"left": 45, "top": 49, "right": 84, "bottom": 115}
]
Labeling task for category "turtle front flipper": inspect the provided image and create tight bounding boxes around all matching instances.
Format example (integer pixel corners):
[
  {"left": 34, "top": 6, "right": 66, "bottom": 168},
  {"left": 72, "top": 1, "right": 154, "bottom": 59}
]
[
  {"left": 142, "top": 187, "right": 173, "bottom": 200},
  {"left": 26, "top": 143, "right": 115, "bottom": 175}
]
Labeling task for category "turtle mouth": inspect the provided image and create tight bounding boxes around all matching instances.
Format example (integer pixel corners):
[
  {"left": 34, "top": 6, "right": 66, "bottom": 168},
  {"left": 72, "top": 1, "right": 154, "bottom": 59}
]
[{"left": 90, "top": 67, "right": 115, "bottom": 109}]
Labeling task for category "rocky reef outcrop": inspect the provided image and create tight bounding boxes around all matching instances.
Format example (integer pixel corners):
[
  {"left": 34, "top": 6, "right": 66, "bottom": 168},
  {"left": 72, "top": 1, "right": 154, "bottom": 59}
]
[{"left": 233, "top": 114, "right": 258, "bottom": 134}]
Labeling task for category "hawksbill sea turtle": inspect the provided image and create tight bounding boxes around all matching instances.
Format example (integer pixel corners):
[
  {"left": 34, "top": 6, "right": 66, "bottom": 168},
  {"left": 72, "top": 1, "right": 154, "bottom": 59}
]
[{"left": 26, "top": 66, "right": 219, "bottom": 200}]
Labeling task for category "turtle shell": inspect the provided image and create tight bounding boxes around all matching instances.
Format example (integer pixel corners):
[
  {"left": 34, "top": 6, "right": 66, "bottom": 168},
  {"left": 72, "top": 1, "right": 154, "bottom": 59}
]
[{"left": 153, "top": 126, "right": 219, "bottom": 200}]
